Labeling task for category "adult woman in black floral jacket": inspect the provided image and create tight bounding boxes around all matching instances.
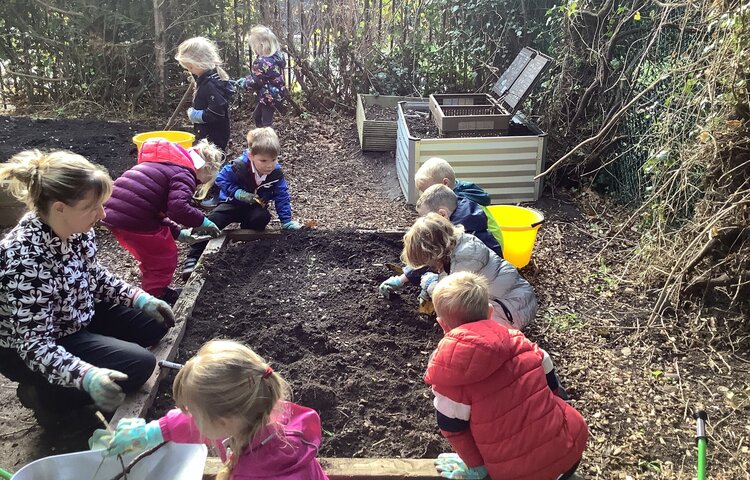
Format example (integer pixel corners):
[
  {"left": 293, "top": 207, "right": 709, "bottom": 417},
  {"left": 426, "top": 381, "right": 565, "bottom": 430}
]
[{"left": 0, "top": 149, "right": 176, "bottom": 426}]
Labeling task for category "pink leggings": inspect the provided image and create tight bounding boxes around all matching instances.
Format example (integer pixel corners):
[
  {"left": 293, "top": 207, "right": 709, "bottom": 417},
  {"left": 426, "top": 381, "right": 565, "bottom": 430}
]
[{"left": 110, "top": 226, "right": 178, "bottom": 297}]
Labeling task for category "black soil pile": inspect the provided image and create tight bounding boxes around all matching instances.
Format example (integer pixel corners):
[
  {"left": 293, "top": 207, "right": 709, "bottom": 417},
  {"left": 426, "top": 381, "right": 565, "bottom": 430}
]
[
  {"left": 0, "top": 116, "right": 156, "bottom": 178},
  {"left": 150, "top": 230, "right": 448, "bottom": 458}
]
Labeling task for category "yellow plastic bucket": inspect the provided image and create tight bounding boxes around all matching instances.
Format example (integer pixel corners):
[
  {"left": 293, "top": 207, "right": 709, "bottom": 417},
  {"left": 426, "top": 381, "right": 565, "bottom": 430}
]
[
  {"left": 485, "top": 205, "right": 545, "bottom": 269},
  {"left": 132, "top": 130, "right": 195, "bottom": 151}
]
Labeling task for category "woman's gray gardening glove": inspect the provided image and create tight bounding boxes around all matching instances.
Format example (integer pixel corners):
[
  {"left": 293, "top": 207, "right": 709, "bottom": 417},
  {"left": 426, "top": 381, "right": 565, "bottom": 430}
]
[
  {"left": 82, "top": 367, "right": 127, "bottom": 412},
  {"left": 134, "top": 292, "right": 175, "bottom": 328}
]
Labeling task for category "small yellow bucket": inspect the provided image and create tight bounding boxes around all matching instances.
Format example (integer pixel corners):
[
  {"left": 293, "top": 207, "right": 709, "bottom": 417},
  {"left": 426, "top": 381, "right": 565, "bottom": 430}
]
[
  {"left": 132, "top": 130, "right": 195, "bottom": 151},
  {"left": 485, "top": 205, "right": 545, "bottom": 269}
]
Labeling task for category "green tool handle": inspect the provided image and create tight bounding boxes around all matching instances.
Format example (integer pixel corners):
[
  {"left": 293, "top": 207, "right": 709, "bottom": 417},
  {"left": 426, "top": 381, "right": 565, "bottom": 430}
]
[
  {"left": 0, "top": 467, "right": 13, "bottom": 479},
  {"left": 697, "top": 437, "right": 707, "bottom": 480}
]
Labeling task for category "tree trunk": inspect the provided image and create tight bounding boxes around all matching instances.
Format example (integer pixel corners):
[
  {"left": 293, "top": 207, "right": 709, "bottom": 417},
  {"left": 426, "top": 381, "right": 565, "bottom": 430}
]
[{"left": 153, "top": 0, "right": 166, "bottom": 104}]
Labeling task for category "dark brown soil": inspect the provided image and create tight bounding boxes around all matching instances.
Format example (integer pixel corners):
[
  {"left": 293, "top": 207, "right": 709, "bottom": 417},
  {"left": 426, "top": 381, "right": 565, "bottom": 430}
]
[
  {"left": 365, "top": 104, "right": 397, "bottom": 121},
  {"left": 0, "top": 116, "right": 158, "bottom": 178},
  {"left": 150, "top": 230, "right": 448, "bottom": 458}
]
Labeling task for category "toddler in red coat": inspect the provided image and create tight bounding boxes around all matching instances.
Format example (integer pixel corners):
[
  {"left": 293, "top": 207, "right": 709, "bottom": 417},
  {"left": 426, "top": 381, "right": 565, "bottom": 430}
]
[{"left": 425, "top": 272, "right": 588, "bottom": 480}]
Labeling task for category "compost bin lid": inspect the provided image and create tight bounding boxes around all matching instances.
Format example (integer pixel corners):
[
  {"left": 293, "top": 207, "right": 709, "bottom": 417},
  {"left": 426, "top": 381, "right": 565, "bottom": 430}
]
[{"left": 491, "top": 47, "right": 553, "bottom": 114}]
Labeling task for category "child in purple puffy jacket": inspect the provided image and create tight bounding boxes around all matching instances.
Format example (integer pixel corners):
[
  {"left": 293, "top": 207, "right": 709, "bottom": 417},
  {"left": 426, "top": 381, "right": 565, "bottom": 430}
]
[
  {"left": 89, "top": 340, "right": 328, "bottom": 480},
  {"left": 103, "top": 139, "right": 223, "bottom": 303},
  {"left": 235, "top": 25, "right": 287, "bottom": 127}
]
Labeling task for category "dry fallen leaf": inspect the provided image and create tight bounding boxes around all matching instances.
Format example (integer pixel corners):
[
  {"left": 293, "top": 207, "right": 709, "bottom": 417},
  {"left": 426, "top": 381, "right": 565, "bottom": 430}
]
[{"left": 303, "top": 219, "right": 318, "bottom": 229}]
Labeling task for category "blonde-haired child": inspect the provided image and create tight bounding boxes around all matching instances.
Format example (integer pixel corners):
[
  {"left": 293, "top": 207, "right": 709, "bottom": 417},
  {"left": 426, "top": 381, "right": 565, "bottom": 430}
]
[
  {"left": 426, "top": 272, "right": 587, "bottom": 480},
  {"left": 103, "top": 138, "right": 224, "bottom": 304},
  {"left": 415, "top": 157, "right": 490, "bottom": 206},
  {"left": 393, "top": 213, "right": 537, "bottom": 330},
  {"left": 414, "top": 157, "right": 504, "bottom": 249},
  {"left": 175, "top": 37, "right": 236, "bottom": 152},
  {"left": 0, "top": 150, "right": 174, "bottom": 424},
  {"left": 90, "top": 340, "right": 328, "bottom": 479},
  {"left": 181, "top": 127, "right": 302, "bottom": 279},
  {"left": 417, "top": 184, "right": 500, "bottom": 255},
  {"left": 379, "top": 184, "right": 501, "bottom": 300},
  {"left": 234, "top": 25, "right": 287, "bottom": 127}
]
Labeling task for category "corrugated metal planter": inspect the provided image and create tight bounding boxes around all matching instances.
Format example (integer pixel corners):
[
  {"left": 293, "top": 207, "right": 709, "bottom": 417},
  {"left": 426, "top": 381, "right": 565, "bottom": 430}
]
[
  {"left": 0, "top": 181, "right": 27, "bottom": 226},
  {"left": 395, "top": 101, "right": 547, "bottom": 205},
  {"left": 356, "top": 94, "right": 417, "bottom": 151}
]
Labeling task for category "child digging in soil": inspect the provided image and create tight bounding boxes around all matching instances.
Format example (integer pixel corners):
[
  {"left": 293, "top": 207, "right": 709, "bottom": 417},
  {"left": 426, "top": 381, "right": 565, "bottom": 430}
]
[
  {"left": 234, "top": 25, "right": 287, "bottom": 128},
  {"left": 89, "top": 339, "right": 328, "bottom": 479},
  {"left": 414, "top": 157, "right": 503, "bottom": 251},
  {"left": 379, "top": 184, "right": 502, "bottom": 302},
  {"left": 426, "top": 272, "right": 588, "bottom": 480},
  {"left": 181, "top": 127, "right": 302, "bottom": 280},
  {"left": 384, "top": 213, "right": 537, "bottom": 330},
  {"left": 103, "top": 138, "right": 223, "bottom": 305}
]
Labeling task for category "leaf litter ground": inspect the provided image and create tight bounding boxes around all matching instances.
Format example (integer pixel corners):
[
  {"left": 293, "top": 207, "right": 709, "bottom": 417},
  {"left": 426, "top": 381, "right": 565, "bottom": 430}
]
[{"left": 0, "top": 111, "right": 748, "bottom": 478}]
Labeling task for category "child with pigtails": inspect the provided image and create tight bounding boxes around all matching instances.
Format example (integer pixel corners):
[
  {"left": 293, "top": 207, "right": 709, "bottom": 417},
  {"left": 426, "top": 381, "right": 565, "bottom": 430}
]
[{"left": 89, "top": 340, "right": 328, "bottom": 480}]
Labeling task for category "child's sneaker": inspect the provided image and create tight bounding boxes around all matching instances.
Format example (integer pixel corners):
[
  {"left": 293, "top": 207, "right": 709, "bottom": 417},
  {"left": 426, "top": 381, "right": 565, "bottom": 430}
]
[{"left": 181, "top": 258, "right": 198, "bottom": 281}]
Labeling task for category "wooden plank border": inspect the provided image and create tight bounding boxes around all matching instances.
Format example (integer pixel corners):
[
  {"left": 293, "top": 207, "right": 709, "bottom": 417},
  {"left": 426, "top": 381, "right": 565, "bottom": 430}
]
[
  {"left": 110, "top": 235, "right": 229, "bottom": 425},
  {"left": 203, "top": 457, "right": 441, "bottom": 479}
]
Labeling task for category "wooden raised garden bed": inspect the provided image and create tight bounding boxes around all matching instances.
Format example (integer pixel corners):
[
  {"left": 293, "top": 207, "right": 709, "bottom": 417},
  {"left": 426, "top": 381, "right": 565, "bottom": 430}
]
[
  {"left": 356, "top": 94, "right": 417, "bottom": 152},
  {"left": 427, "top": 47, "right": 552, "bottom": 138},
  {"left": 112, "top": 228, "right": 446, "bottom": 479},
  {"left": 396, "top": 101, "right": 547, "bottom": 205}
]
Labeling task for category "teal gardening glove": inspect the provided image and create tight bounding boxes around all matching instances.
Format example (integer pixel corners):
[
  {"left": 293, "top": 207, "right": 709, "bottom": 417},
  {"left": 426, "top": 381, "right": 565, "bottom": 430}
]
[
  {"left": 281, "top": 220, "right": 302, "bottom": 230},
  {"left": 134, "top": 292, "right": 176, "bottom": 328},
  {"left": 379, "top": 276, "right": 404, "bottom": 298},
  {"left": 82, "top": 367, "right": 128, "bottom": 412},
  {"left": 192, "top": 217, "right": 221, "bottom": 237},
  {"left": 434, "top": 453, "right": 488, "bottom": 479},
  {"left": 89, "top": 417, "right": 164, "bottom": 456}
]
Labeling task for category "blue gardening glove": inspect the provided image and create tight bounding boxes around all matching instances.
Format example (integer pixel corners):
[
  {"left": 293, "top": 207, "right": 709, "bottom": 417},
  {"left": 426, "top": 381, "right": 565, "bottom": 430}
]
[
  {"left": 134, "top": 292, "right": 176, "bottom": 328},
  {"left": 379, "top": 276, "right": 404, "bottom": 298},
  {"left": 233, "top": 77, "right": 247, "bottom": 89},
  {"left": 177, "top": 229, "right": 212, "bottom": 245},
  {"left": 89, "top": 418, "right": 164, "bottom": 456},
  {"left": 434, "top": 453, "right": 488, "bottom": 479},
  {"left": 281, "top": 220, "right": 302, "bottom": 230},
  {"left": 192, "top": 217, "right": 221, "bottom": 237},
  {"left": 82, "top": 367, "right": 128, "bottom": 412},
  {"left": 187, "top": 107, "right": 205, "bottom": 124},
  {"left": 420, "top": 272, "right": 439, "bottom": 298}
]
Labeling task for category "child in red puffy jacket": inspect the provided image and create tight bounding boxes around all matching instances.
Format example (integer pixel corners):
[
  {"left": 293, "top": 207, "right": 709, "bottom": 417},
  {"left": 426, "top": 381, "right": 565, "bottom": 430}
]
[{"left": 425, "top": 272, "right": 588, "bottom": 480}]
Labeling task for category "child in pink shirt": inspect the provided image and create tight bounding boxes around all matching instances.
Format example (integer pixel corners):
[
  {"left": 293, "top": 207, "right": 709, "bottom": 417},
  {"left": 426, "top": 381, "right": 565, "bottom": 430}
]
[{"left": 90, "top": 340, "right": 327, "bottom": 480}]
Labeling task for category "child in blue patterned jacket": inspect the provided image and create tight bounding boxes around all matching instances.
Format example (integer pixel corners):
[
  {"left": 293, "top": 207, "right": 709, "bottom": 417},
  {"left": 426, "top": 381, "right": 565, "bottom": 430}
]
[
  {"left": 181, "top": 127, "right": 302, "bottom": 279},
  {"left": 235, "top": 25, "right": 287, "bottom": 127}
]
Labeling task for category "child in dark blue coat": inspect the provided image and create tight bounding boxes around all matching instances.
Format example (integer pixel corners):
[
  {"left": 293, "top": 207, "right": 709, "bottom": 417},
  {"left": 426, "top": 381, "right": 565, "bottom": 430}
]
[
  {"left": 181, "top": 128, "right": 302, "bottom": 279},
  {"left": 417, "top": 184, "right": 501, "bottom": 255},
  {"left": 175, "top": 37, "right": 236, "bottom": 152}
]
